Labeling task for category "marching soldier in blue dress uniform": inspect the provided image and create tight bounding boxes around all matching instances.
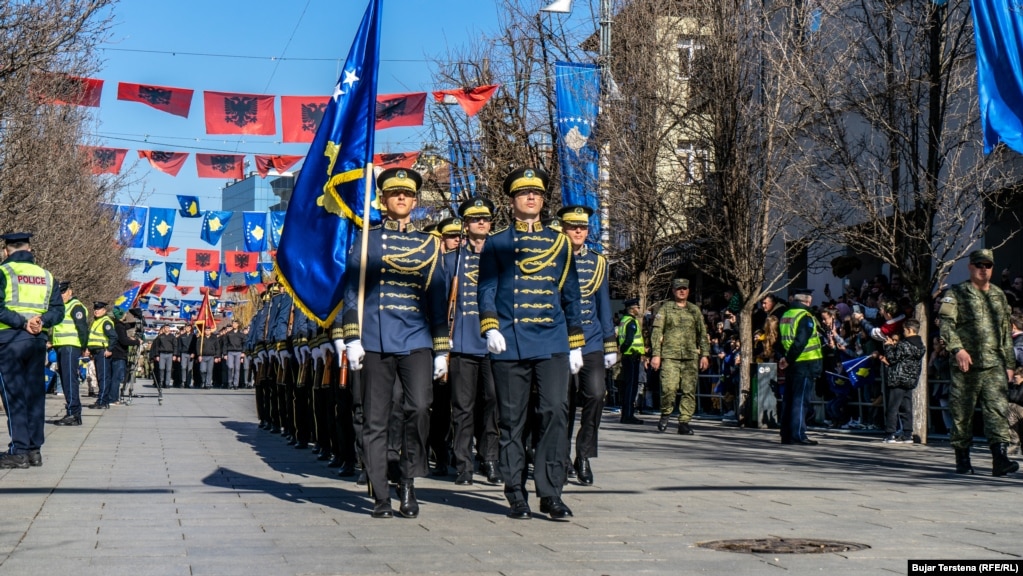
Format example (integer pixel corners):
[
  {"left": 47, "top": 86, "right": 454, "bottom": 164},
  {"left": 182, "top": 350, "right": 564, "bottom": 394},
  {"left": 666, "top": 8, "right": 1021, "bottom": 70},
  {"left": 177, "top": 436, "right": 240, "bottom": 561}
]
[
  {"left": 333, "top": 168, "right": 450, "bottom": 519},
  {"left": 247, "top": 290, "right": 271, "bottom": 429},
  {"left": 442, "top": 198, "right": 502, "bottom": 486},
  {"left": 478, "top": 168, "right": 586, "bottom": 520},
  {"left": 0, "top": 232, "right": 65, "bottom": 468},
  {"left": 557, "top": 205, "right": 618, "bottom": 486}
]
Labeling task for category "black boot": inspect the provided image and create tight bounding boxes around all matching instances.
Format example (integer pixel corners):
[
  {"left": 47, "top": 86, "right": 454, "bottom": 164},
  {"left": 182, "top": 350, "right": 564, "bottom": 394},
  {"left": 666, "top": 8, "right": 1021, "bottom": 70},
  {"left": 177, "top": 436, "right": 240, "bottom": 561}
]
[
  {"left": 398, "top": 481, "right": 419, "bottom": 518},
  {"left": 575, "top": 457, "right": 593, "bottom": 486},
  {"left": 657, "top": 415, "right": 670, "bottom": 432},
  {"left": 991, "top": 443, "right": 1019, "bottom": 477},
  {"left": 955, "top": 446, "right": 974, "bottom": 474},
  {"left": 484, "top": 461, "right": 502, "bottom": 484}
]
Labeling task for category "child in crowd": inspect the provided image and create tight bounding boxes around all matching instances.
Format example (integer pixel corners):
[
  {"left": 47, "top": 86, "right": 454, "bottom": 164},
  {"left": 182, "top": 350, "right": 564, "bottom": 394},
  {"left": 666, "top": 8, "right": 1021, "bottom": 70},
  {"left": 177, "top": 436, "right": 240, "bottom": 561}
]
[{"left": 880, "top": 318, "right": 926, "bottom": 443}]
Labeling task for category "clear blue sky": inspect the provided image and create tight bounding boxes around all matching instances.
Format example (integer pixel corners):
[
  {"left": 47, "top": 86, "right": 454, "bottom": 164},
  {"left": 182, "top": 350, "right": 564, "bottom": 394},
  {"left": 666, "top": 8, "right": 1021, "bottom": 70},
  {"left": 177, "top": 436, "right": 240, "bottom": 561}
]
[{"left": 96, "top": 0, "right": 505, "bottom": 291}]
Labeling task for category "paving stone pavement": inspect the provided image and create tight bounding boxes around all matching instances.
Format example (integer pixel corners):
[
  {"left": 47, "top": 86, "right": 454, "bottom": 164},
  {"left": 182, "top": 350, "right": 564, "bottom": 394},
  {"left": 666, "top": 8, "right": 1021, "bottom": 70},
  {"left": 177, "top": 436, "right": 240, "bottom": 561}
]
[{"left": 0, "top": 382, "right": 1020, "bottom": 576}]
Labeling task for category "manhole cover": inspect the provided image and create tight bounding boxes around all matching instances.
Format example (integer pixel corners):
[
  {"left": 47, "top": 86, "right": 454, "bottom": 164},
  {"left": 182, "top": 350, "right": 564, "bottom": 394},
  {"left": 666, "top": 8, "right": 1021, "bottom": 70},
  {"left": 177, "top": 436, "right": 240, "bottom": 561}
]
[{"left": 698, "top": 538, "right": 870, "bottom": 554}]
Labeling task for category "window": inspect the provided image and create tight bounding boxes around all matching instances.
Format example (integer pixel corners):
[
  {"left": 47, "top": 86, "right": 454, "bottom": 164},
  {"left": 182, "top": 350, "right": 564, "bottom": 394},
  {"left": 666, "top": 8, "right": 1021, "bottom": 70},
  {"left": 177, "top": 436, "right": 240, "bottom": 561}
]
[
  {"left": 678, "top": 36, "right": 706, "bottom": 79},
  {"left": 675, "top": 140, "right": 708, "bottom": 184}
]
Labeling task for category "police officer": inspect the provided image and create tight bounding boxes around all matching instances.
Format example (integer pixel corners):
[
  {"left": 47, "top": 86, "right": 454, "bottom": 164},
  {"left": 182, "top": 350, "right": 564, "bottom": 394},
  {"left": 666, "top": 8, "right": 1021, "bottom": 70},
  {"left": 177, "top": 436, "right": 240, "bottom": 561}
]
[
  {"left": 557, "top": 205, "right": 617, "bottom": 486},
  {"left": 617, "top": 298, "right": 645, "bottom": 422},
  {"left": 939, "top": 248, "right": 1018, "bottom": 476},
  {"left": 478, "top": 167, "right": 585, "bottom": 520},
  {"left": 52, "top": 281, "right": 88, "bottom": 426},
  {"left": 444, "top": 198, "right": 501, "bottom": 486},
  {"left": 0, "top": 232, "right": 65, "bottom": 468},
  {"left": 650, "top": 278, "right": 710, "bottom": 435},
  {"left": 87, "top": 301, "right": 117, "bottom": 409},
  {"left": 333, "top": 167, "right": 449, "bottom": 519},
  {"left": 778, "top": 288, "right": 822, "bottom": 445}
]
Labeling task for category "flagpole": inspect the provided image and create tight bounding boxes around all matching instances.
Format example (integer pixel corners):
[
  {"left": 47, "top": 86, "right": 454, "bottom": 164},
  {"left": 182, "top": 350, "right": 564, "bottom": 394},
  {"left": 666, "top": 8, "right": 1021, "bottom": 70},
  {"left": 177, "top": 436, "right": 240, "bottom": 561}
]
[{"left": 356, "top": 163, "right": 375, "bottom": 334}]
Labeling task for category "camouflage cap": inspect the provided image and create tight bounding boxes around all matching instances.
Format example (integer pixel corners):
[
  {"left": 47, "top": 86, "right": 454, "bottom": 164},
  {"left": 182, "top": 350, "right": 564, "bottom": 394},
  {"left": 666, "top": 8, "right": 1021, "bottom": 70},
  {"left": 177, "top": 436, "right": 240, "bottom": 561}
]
[
  {"left": 969, "top": 248, "right": 994, "bottom": 265},
  {"left": 671, "top": 278, "right": 690, "bottom": 289}
]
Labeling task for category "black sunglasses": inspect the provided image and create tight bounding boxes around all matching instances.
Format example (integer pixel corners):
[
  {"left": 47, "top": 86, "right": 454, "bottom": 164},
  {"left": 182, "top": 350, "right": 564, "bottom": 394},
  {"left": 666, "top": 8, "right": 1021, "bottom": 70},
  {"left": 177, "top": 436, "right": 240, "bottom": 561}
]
[{"left": 973, "top": 262, "right": 993, "bottom": 269}]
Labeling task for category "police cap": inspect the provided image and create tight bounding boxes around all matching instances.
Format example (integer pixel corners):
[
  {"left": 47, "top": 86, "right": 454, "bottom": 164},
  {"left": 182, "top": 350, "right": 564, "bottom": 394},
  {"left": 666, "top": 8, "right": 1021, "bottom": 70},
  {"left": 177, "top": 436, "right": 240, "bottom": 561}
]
[
  {"left": 557, "top": 205, "right": 593, "bottom": 226},
  {"left": 503, "top": 166, "right": 549, "bottom": 196},
  {"left": 58, "top": 281, "right": 71, "bottom": 293},
  {"left": 1, "top": 232, "right": 32, "bottom": 245},
  {"left": 624, "top": 298, "right": 640, "bottom": 308},
  {"left": 377, "top": 168, "right": 422, "bottom": 195},
  {"left": 93, "top": 301, "right": 108, "bottom": 310},
  {"left": 458, "top": 197, "right": 495, "bottom": 219}
]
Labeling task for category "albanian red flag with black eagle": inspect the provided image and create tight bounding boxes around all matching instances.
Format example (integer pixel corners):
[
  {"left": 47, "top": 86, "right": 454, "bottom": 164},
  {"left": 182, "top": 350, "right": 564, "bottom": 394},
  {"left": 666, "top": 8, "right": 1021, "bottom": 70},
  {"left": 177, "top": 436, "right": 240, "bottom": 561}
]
[
  {"left": 196, "top": 154, "right": 245, "bottom": 179},
  {"left": 117, "top": 82, "right": 194, "bottom": 117},
  {"left": 203, "top": 91, "right": 276, "bottom": 135}
]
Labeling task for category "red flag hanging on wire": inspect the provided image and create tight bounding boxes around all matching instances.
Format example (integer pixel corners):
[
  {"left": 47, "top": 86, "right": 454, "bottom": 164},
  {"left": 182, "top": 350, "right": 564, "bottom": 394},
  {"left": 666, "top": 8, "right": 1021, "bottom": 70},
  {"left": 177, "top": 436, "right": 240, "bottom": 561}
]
[
  {"left": 374, "top": 92, "right": 427, "bottom": 129},
  {"left": 82, "top": 146, "right": 128, "bottom": 175},
  {"left": 280, "top": 95, "right": 329, "bottom": 143},
  {"left": 373, "top": 151, "right": 420, "bottom": 170},
  {"left": 224, "top": 251, "right": 258, "bottom": 273},
  {"left": 117, "top": 82, "right": 194, "bottom": 117},
  {"left": 254, "top": 154, "right": 303, "bottom": 178},
  {"left": 132, "top": 278, "right": 159, "bottom": 307},
  {"left": 150, "top": 284, "right": 167, "bottom": 297},
  {"left": 196, "top": 153, "right": 245, "bottom": 179},
  {"left": 432, "top": 84, "right": 500, "bottom": 116},
  {"left": 203, "top": 91, "right": 276, "bottom": 135},
  {"left": 186, "top": 248, "right": 220, "bottom": 272},
  {"left": 38, "top": 75, "right": 103, "bottom": 107},
  {"left": 150, "top": 246, "right": 179, "bottom": 257},
  {"left": 138, "top": 150, "right": 189, "bottom": 176},
  {"left": 177, "top": 286, "right": 194, "bottom": 296}
]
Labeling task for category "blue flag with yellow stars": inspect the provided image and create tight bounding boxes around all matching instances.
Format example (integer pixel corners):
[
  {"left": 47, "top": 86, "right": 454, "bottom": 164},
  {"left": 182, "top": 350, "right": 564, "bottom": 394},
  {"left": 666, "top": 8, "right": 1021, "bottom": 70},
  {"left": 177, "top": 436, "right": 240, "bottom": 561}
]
[
  {"left": 244, "top": 270, "right": 262, "bottom": 286},
  {"left": 268, "top": 210, "right": 286, "bottom": 250},
  {"left": 204, "top": 269, "right": 221, "bottom": 290},
  {"left": 143, "top": 260, "right": 158, "bottom": 273},
  {"left": 147, "top": 207, "right": 176, "bottom": 250},
  {"left": 177, "top": 195, "right": 201, "bottom": 218},
  {"left": 555, "top": 61, "right": 602, "bottom": 250},
  {"left": 243, "top": 211, "right": 267, "bottom": 252},
  {"left": 275, "top": 0, "right": 383, "bottom": 327},
  {"left": 165, "top": 262, "right": 182, "bottom": 286},
  {"left": 113, "top": 285, "right": 140, "bottom": 312},
  {"left": 117, "top": 205, "right": 148, "bottom": 248},
  {"left": 200, "top": 210, "right": 233, "bottom": 246}
]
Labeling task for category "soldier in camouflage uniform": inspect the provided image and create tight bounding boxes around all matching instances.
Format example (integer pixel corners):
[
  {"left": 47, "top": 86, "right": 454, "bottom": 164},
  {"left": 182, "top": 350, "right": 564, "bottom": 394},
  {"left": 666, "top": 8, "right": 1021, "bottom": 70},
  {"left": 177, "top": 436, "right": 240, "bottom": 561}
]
[
  {"left": 939, "top": 248, "right": 1019, "bottom": 477},
  {"left": 649, "top": 278, "right": 710, "bottom": 435}
]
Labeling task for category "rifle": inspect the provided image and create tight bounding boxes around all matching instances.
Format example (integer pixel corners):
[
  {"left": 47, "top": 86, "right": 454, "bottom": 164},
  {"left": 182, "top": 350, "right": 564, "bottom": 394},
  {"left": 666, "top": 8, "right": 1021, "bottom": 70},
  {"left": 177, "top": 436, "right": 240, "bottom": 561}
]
[{"left": 442, "top": 243, "right": 463, "bottom": 383}]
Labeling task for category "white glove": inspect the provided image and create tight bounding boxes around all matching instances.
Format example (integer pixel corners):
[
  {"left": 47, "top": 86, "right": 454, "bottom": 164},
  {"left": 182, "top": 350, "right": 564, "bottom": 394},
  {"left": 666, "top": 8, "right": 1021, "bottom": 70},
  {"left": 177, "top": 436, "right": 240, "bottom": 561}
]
[
  {"left": 604, "top": 352, "right": 618, "bottom": 369},
  {"left": 569, "top": 348, "right": 584, "bottom": 375},
  {"left": 318, "top": 341, "right": 334, "bottom": 354},
  {"left": 269, "top": 348, "right": 279, "bottom": 360},
  {"left": 310, "top": 347, "right": 323, "bottom": 364},
  {"left": 346, "top": 339, "right": 365, "bottom": 371},
  {"left": 253, "top": 356, "right": 263, "bottom": 368},
  {"left": 279, "top": 349, "right": 291, "bottom": 362},
  {"left": 298, "top": 345, "right": 311, "bottom": 363},
  {"left": 333, "top": 339, "right": 346, "bottom": 367},
  {"left": 433, "top": 353, "right": 449, "bottom": 380},
  {"left": 485, "top": 330, "right": 506, "bottom": 354},
  {"left": 258, "top": 350, "right": 267, "bottom": 362}
]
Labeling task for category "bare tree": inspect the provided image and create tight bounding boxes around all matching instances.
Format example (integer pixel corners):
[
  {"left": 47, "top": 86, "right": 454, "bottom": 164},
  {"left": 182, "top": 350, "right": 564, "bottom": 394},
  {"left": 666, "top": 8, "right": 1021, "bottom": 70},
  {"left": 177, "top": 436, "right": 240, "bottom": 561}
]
[
  {"left": 787, "top": 0, "right": 1021, "bottom": 441},
  {"left": 0, "top": 1, "right": 132, "bottom": 303}
]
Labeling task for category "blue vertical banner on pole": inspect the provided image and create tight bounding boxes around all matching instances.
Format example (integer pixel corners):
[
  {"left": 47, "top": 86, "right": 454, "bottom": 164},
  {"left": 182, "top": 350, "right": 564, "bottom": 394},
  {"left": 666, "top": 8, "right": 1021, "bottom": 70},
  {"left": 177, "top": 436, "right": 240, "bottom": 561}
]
[
  {"left": 554, "top": 61, "right": 602, "bottom": 249},
  {"left": 972, "top": 0, "right": 1023, "bottom": 154},
  {"left": 448, "top": 140, "right": 480, "bottom": 205}
]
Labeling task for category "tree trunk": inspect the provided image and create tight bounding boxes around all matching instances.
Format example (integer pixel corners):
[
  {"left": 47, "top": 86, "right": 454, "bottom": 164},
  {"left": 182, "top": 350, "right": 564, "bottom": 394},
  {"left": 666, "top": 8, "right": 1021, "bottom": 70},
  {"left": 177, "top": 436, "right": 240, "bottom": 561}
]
[
  {"left": 912, "top": 300, "right": 930, "bottom": 444},
  {"left": 738, "top": 303, "right": 754, "bottom": 427}
]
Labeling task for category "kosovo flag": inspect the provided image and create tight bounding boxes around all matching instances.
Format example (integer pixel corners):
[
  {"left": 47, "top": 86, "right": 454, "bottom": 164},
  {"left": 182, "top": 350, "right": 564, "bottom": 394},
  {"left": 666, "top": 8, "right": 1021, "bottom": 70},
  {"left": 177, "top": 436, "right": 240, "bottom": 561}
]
[
  {"left": 147, "top": 207, "right": 176, "bottom": 250},
  {"left": 204, "top": 269, "right": 221, "bottom": 290},
  {"left": 113, "top": 285, "right": 140, "bottom": 312},
  {"left": 268, "top": 210, "right": 286, "bottom": 249},
  {"left": 840, "top": 355, "right": 876, "bottom": 389},
  {"left": 117, "top": 205, "right": 148, "bottom": 248},
  {"left": 243, "top": 211, "right": 267, "bottom": 252},
  {"left": 200, "top": 210, "right": 233, "bottom": 246},
  {"left": 972, "top": 0, "right": 1023, "bottom": 154},
  {"left": 275, "top": 0, "right": 383, "bottom": 327},
  {"left": 165, "top": 262, "right": 182, "bottom": 286},
  {"left": 143, "top": 260, "right": 159, "bottom": 273},
  {"left": 177, "top": 195, "right": 201, "bottom": 218}
]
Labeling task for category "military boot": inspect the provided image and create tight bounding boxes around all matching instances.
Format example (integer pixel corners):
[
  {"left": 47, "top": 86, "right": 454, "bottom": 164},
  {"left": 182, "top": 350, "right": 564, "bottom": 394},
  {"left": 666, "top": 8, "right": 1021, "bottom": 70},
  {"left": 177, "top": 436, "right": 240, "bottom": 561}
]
[
  {"left": 398, "top": 481, "right": 419, "bottom": 518},
  {"left": 954, "top": 446, "right": 974, "bottom": 474},
  {"left": 990, "top": 443, "right": 1020, "bottom": 477},
  {"left": 657, "top": 414, "right": 670, "bottom": 433}
]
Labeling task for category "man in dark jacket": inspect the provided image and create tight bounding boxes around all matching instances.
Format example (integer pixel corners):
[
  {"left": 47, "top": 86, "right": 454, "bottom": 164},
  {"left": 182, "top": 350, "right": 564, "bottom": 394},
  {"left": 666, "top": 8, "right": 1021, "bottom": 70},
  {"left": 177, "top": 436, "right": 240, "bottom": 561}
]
[
  {"left": 220, "top": 320, "right": 246, "bottom": 389},
  {"left": 175, "top": 324, "right": 196, "bottom": 388},
  {"left": 109, "top": 308, "right": 140, "bottom": 405},
  {"left": 151, "top": 325, "right": 177, "bottom": 391}
]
